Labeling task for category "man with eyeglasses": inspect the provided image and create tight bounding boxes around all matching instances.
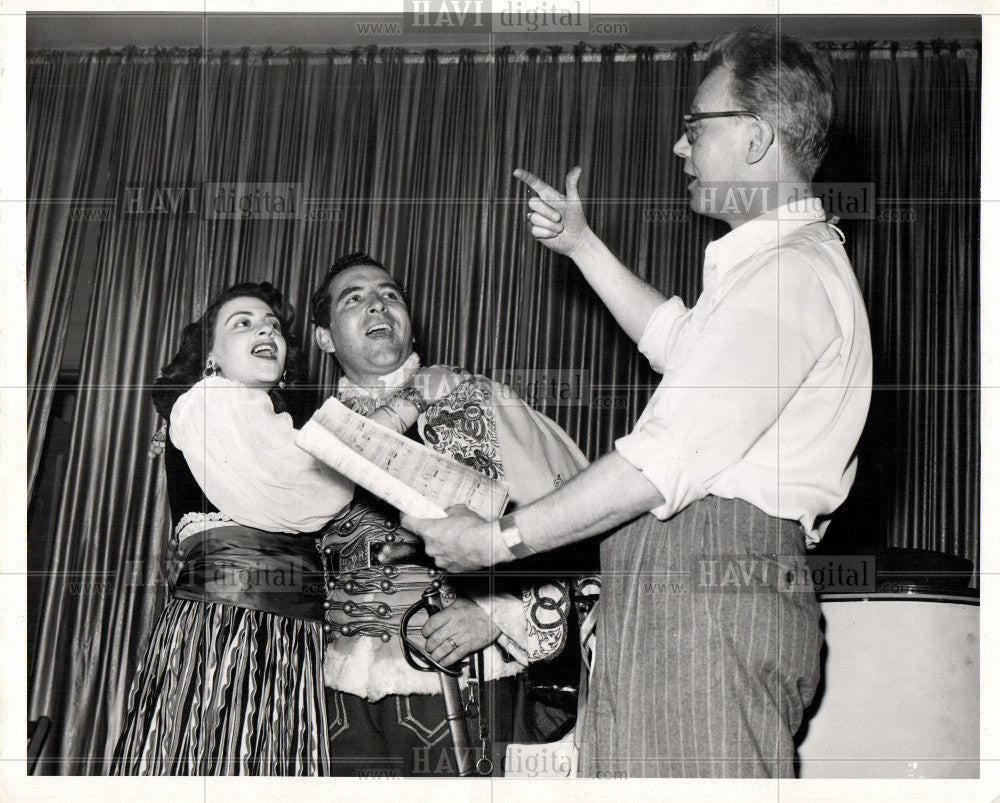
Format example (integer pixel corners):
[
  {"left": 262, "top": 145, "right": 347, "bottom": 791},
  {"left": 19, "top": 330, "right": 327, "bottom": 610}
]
[{"left": 405, "top": 28, "right": 873, "bottom": 778}]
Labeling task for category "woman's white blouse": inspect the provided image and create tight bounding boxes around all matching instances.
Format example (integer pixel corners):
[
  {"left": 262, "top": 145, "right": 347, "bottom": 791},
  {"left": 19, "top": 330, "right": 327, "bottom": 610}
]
[{"left": 170, "top": 376, "right": 353, "bottom": 533}]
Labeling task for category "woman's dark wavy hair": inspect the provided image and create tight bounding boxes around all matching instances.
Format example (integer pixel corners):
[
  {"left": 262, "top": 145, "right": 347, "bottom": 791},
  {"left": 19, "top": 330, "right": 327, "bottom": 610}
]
[{"left": 151, "top": 282, "right": 303, "bottom": 420}]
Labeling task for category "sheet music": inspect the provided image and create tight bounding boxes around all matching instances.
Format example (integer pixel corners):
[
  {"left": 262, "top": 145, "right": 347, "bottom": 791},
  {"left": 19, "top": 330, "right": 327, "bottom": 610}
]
[{"left": 296, "top": 396, "right": 509, "bottom": 520}]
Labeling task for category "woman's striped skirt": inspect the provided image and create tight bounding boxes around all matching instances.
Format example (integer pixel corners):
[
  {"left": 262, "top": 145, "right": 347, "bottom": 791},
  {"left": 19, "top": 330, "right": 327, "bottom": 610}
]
[{"left": 111, "top": 596, "right": 329, "bottom": 775}]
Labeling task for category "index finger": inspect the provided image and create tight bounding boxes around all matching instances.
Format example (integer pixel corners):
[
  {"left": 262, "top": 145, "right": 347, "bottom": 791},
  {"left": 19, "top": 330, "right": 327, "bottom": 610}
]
[
  {"left": 400, "top": 513, "right": 431, "bottom": 535},
  {"left": 513, "top": 168, "right": 562, "bottom": 202}
]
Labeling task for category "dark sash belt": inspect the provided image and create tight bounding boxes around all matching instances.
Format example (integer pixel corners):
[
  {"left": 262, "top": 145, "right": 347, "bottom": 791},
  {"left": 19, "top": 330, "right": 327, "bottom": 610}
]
[{"left": 172, "top": 524, "right": 325, "bottom": 622}]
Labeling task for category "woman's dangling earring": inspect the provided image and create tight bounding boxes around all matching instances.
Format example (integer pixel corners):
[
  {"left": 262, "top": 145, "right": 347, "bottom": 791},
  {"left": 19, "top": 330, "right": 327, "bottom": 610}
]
[
  {"left": 204, "top": 357, "right": 219, "bottom": 378},
  {"left": 279, "top": 370, "right": 287, "bottom": 389}
]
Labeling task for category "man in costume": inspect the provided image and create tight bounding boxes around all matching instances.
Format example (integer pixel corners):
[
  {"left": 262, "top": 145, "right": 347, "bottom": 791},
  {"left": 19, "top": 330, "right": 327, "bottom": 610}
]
[
  {"left": 406, "top": 29, "right": 873, "bottom": 778},
  {"left": 309, "top": 252, "right": 588, "bottom": 776}
]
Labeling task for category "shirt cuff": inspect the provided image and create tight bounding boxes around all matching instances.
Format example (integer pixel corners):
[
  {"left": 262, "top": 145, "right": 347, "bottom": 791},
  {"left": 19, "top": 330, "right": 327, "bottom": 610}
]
[
  {"left": 470, "top": 592, "right": 531, "bottom": 666},
  {"left": 615, "top": 428, "right": 707, "bottom": 520},
  {"left": 471, "top": 582, "right": 569, "bottom": 664}
]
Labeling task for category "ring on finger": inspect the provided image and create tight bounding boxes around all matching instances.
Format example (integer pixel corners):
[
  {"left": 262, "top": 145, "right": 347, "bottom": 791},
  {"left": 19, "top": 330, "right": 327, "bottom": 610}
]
[{"left": 447, "top": 635, "right": 458, "bottom": 650}]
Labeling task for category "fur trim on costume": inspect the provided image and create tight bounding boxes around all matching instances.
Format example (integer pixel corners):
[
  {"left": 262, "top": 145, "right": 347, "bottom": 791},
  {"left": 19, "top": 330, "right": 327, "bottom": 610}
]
[{"left": 323, "top": 636, "right": 521, "bottom": 701}]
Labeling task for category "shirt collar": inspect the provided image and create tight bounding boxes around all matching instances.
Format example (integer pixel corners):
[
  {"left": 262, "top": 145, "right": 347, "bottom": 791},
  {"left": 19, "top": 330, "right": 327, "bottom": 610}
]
[
  {"left": 703, "top": 197, "right": 827, "bottom": 287},
  {"left": 337, "top": 351, "right": 421, "bottom": 402}
]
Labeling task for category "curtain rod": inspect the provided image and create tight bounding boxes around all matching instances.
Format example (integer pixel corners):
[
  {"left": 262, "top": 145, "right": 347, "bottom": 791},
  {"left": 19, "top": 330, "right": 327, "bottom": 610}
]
[{"left": 27, "top": 42, "right": 979, "bottom": 64}]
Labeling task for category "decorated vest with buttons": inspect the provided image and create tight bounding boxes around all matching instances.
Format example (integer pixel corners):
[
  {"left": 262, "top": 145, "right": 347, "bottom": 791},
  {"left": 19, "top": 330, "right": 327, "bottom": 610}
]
[{"left": 320, "top": 488, "right": 452, "bottom": 644}]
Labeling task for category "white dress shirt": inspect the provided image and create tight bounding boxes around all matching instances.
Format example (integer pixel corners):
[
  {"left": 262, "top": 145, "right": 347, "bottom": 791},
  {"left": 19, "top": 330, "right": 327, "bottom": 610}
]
[
  {"left": 614, "top": 201, "right": 873, "bottom": 544},
  {"left": 171, "top": 376, "right": 354, "bottom": 533}
]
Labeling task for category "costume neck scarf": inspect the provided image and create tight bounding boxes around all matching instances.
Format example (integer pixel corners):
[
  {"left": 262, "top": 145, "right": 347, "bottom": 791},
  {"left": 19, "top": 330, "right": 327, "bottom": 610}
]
[{"left": 337, "top": 351, "right": 421, "bottom": 406}]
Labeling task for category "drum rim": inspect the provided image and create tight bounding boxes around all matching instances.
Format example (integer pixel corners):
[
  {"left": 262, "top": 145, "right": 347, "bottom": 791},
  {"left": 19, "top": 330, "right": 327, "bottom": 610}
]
[{"left": 817, "top": 588, "right": 979, "bottom": 605}]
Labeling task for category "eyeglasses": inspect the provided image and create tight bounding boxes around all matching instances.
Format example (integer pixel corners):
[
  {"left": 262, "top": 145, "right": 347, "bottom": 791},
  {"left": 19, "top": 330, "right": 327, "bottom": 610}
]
[{"left": 683, "top": 111, "right": 762, "bottom": 143}]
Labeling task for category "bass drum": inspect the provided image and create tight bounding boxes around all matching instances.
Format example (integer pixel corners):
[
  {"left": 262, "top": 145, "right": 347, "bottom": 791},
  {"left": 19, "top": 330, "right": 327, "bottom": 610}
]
[{"left": 796, "top": 591, "right": 979, "bottom": 778}]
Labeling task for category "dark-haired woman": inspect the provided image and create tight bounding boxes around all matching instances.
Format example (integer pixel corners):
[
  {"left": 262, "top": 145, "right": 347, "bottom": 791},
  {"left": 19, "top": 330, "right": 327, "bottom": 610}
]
[{"left": 111, "top": 283, "right": 359, "bottom": 776}]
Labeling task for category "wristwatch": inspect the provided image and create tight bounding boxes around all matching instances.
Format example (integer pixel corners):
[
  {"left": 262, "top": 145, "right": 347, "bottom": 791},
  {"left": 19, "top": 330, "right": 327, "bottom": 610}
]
[{"left": 498, "top": 513, "right": 534, "bottom": 560}]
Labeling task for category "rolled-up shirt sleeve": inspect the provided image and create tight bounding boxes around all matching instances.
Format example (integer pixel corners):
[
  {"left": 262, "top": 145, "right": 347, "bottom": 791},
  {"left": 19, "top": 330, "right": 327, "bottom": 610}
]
[
  {"left": 171, "top": 377, "right": 354, "bottom": 532},
  {"left": 635, "top": 295, "right": 690, "bottom": 374},
  {"left": 616, "top": 258, "right": 841, "bottom": 520}
]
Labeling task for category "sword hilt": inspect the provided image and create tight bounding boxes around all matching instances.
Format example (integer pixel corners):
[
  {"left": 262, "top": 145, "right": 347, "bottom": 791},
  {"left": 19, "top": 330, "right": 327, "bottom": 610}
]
[
  {"left": 398, "top": 582, "right": 476, "bottom": 776},
  {"left": 399, "top": 583, "right": 467, "bottom": 677}
]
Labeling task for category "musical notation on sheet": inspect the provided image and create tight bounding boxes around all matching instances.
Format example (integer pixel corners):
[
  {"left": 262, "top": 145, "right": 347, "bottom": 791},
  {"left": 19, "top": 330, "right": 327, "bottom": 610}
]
[{"left": 296, "top": 397, "right": 509, "bottom": 520}]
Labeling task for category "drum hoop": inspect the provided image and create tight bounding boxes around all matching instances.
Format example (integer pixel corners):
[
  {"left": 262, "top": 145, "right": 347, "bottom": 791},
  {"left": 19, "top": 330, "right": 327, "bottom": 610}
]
[{"left": 817, "top": 590, "right": 979, "bottom": 605}]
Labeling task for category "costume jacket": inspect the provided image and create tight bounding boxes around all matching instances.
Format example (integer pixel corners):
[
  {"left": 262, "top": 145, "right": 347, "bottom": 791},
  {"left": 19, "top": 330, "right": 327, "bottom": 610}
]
[{"left": 321, "top": 356, "right": 589, "bottom": 699}]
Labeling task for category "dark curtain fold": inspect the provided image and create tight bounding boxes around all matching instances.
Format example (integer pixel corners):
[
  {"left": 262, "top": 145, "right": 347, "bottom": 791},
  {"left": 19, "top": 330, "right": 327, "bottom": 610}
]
[
  {"left": 898, "top": 44, "right": 979, "bottom": 561},
  {"left": 815, "top": 45, "right": 980, "bottom": 560},
  {"left": 26, "top": 53, "right": 122, "bottom": 498},
  {"left": 26, "top": 42, "right": 979, "bottom": 774},
  {"left": 28, "top": 51, "right": 207, "bottom": 774}
]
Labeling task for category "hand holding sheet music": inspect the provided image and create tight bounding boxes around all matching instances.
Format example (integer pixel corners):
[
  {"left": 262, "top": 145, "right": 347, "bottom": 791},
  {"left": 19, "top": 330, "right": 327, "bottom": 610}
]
[{"left": 296, "top": 396, "right": 510, "bottom": 521}]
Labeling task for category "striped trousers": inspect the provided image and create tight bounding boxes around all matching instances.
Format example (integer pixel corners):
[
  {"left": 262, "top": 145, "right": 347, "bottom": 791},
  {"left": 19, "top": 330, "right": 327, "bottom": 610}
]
[{"left": 579, "top": 496, "right": 822, "bottom": 778}]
